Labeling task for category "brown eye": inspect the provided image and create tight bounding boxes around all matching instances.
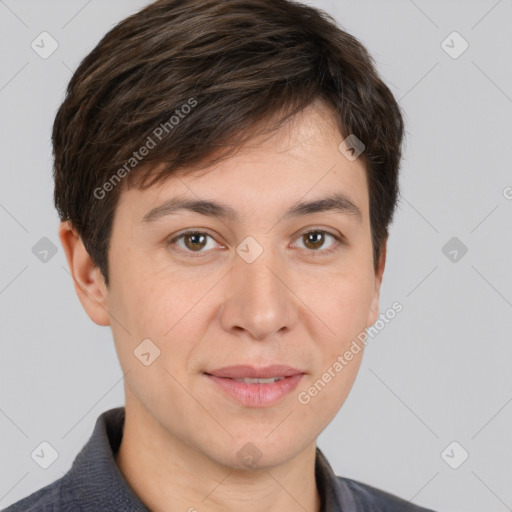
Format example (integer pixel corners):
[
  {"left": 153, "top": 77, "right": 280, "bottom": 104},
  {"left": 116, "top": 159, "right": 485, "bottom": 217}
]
[
  {"left": 294, "top": 229, "right": 342, "bottom": 254},
  {"left": 183, "top": 232, "right": 208, "bottom": 251},
  {"left": 168, "top": 230, "right": 218, "bottom": 256},
  {"left": 302, "top": 231, "right": 326, "bottom": 250}
]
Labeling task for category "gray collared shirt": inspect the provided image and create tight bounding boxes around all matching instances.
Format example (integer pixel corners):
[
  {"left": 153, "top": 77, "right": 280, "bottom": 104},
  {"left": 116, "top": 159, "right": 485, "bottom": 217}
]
[{"left": 4, "top": 407, "right": 437, "bottom": 511}]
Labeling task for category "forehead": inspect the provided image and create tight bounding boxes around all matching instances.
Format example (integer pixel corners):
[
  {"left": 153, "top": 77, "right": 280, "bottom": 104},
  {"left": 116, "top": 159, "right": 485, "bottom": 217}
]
[{"left": 117, "top": 101, "right": 369, "bottom": 223}]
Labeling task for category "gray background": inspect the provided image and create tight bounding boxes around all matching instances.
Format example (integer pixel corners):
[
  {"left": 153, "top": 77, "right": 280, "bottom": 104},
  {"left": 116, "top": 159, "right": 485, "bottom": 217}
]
[{"left": 1, "top": 1, "right": 511, "bottom": 511}]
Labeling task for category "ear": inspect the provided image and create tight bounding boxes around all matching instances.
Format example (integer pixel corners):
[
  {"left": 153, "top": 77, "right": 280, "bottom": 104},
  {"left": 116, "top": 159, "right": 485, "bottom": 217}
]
[
  {"left": 58, "top": 221, "right": 111, "bottom": 326},
  {"left": 367, "top": 239, "right": 387, "bottom": 327}
]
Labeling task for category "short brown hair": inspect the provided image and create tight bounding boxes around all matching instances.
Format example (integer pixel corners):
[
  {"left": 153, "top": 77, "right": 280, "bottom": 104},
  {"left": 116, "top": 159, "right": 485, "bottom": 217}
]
[{"left": 53, "top": 0, "right": 405, "bottom": 287}]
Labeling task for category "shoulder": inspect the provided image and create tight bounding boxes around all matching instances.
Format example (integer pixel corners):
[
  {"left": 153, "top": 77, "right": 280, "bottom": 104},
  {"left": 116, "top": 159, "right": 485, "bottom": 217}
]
[
  {"left": 338, "top": 476, "right": 437, "bottom": 512},
  {"left": 2, "top": 474, "right": 80, "bottom": 512}
]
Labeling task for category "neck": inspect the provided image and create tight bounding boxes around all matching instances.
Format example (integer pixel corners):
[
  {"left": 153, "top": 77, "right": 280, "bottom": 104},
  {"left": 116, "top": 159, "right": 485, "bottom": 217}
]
[{"left": 115, "top": 399, "right": 322, "bottom": 512}]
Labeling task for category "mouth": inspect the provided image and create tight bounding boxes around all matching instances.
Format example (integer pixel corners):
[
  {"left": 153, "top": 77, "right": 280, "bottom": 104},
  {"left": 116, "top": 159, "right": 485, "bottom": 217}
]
[
  {"left": 204, "top": 364, "right": 304, "bottom": 379},
  {"left": 203, "top": 365, "right": 305, "bottom": 407},
  {"left": 229, "top": 376, "right": 286, "bottom": 384}
]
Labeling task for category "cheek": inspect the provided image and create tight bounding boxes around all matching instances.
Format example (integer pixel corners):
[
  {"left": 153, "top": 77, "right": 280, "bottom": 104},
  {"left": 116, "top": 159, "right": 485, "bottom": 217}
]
[
  {"left": 293, "top": 329, "right": 365, "bottom": 441},
  {"left": 304, "top": 266, "right": 375, "bottom": 344},
  {"left": 304, "top": 264, "right": 374, "bottom": 416},
  {"left": 109, "top": 250, "right": 202, "bottom": 337},
  {"left": 108, "top": 267, "right": 218, "bottom": 401},
  {"left": 107, "top": 269, "right": 204, "bottom": 417}
]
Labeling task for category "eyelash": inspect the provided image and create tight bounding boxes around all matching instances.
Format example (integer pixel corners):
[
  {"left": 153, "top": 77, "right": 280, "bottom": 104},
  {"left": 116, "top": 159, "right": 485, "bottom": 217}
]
[{"left": 167, "top": 227, "right": 344, "bottom": 258}]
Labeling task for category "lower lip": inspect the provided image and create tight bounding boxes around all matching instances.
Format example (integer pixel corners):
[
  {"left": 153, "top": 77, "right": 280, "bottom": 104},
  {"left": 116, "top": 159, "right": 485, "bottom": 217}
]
[{"left": 205, "top": 374, "right": 304, "bottom": 407}]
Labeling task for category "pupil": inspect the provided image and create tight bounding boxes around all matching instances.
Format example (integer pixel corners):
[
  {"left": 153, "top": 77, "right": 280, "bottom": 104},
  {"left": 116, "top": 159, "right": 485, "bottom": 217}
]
[
  {"left": 306, "top": 231, "right": 323, "bottom": 249},
  {"left": 186, "top": 233, "right": 206, "bottom": 251}
]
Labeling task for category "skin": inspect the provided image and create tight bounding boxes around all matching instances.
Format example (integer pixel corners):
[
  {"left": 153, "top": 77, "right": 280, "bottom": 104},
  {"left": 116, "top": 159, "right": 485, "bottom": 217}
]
[{"left": 59, "top": 99, "right": 386, "bottom": 512}]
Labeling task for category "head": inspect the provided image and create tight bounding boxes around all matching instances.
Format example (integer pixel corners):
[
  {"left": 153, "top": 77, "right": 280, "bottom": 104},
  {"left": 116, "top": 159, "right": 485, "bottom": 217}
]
[{"left": 56, "top": 0, "right": 404, "bottom": 469}]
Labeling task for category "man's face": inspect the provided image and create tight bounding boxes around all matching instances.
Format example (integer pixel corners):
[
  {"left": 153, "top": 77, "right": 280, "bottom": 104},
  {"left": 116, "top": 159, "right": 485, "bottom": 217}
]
[{"left": 99, "top": 101, "right": 384, "bottom": 468}]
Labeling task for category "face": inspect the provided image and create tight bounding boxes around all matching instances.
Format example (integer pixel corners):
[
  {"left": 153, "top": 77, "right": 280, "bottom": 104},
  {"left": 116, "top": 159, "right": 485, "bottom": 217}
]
[{"left": 65, "top": 100, "right": 385, "bottom": 470}]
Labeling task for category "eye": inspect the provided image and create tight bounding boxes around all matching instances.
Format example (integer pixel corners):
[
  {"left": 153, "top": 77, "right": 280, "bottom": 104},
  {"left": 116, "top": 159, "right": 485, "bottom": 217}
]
[
  {"left": 293, "top": 229, "right": 343, "bottom": 254},
  {"left": 167, "top": 229, "right": 221, "bottom": 257},
  {"left": 167, "top": 227, "right": 344, "bottom": 258}
]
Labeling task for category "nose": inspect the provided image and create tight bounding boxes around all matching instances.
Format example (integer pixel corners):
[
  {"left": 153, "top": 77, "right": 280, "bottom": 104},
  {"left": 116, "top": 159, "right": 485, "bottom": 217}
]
[{"left": 220, "top": 244, "right": 298, "bottom": 340}]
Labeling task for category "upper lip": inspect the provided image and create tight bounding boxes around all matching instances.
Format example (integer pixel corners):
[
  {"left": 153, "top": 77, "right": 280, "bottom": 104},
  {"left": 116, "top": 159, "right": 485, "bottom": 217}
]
[{"left": 204, "top": 365, "right": 304, "bottom": 379}]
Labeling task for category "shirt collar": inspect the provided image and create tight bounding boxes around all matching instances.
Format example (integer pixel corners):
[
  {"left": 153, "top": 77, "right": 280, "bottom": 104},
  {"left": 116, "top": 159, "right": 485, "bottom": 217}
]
[
  {"left": 64, "top": 407, "right": 149, "bottom": 511},
  {"left": 66, "top": 406, "right": 346, "bottom": 512}
]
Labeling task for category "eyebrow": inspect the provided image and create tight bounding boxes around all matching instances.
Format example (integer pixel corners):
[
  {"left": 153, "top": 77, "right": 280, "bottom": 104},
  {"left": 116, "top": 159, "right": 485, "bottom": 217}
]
[{"left": 141, "top": 192, "right": 362, "bottom": 224}]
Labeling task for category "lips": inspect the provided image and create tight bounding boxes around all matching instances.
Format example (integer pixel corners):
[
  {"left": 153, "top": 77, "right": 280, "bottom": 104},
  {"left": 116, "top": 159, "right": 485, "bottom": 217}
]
[
  {"left": 204, "top": 365, "right": 306, "bottom": 407},
  {"left": 204, "top": 364, "right": 304, "bottom": 380},
  {"left": 204, "top": 367, "right": 305, "bottom": 407}
]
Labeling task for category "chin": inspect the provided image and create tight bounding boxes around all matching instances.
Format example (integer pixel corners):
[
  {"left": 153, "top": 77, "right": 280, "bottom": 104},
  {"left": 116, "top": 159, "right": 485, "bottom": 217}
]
[{"left": 207, "top": 434, "right": 308, "bottom": 472}]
